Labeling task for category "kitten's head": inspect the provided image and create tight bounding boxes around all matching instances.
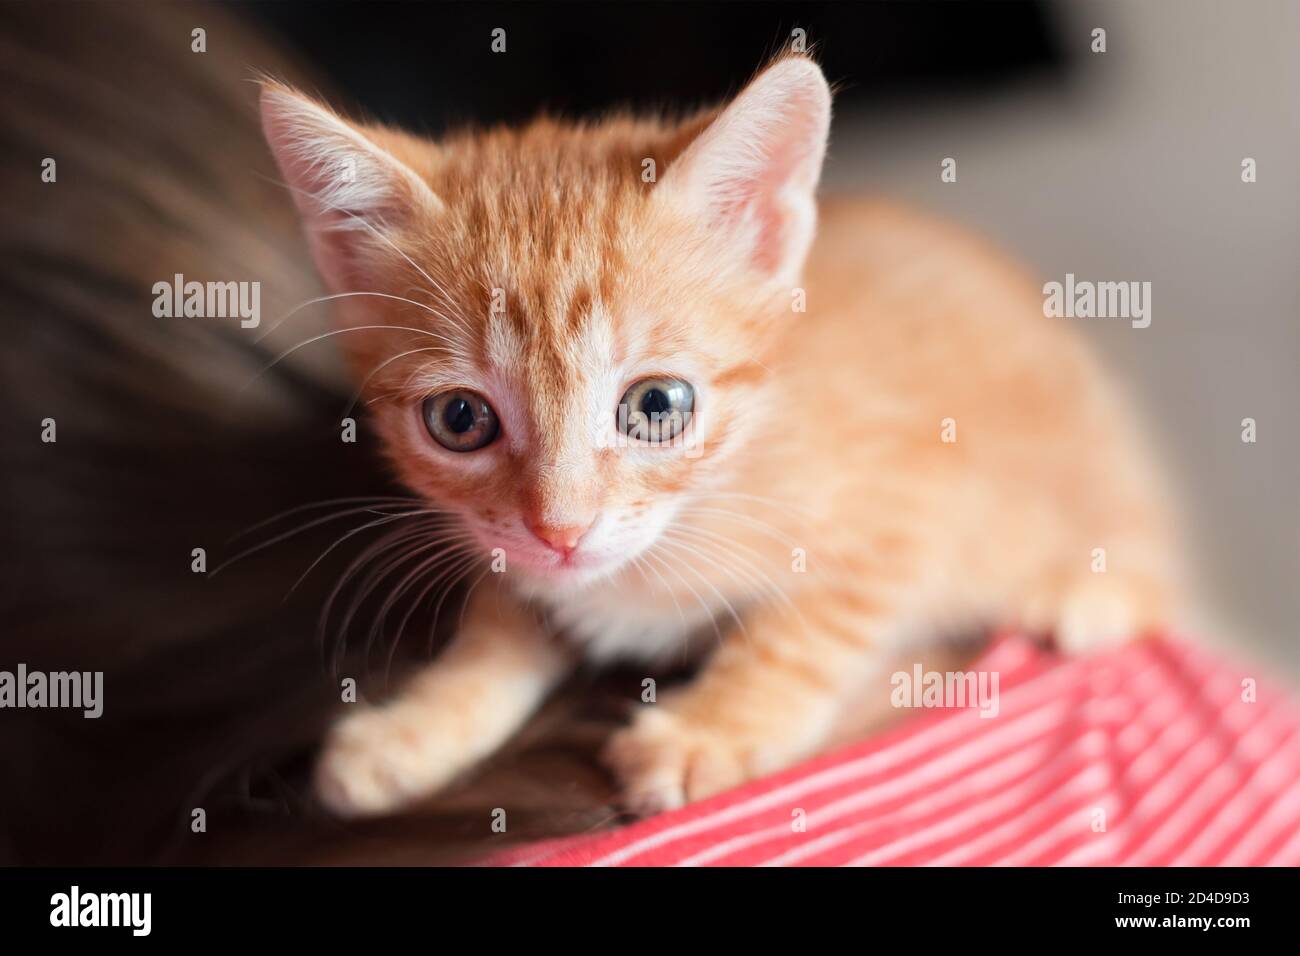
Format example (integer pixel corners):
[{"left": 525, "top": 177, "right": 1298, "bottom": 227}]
[{"left": 261, "top": 57, "right": 831, "bottom": 589}]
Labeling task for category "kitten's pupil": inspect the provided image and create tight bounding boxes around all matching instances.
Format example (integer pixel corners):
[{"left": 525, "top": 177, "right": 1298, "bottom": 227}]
[
  {"left": 641, "top": 388, "right": 671, "bottom": 417},
  {"left": 444, "top": 397, "right": 476, "bottom": 434}
]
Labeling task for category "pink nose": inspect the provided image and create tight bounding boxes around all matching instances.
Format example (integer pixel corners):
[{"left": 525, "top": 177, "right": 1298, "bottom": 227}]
[{"left": 526, "top": 518, "right": 593, "bottom": 555}]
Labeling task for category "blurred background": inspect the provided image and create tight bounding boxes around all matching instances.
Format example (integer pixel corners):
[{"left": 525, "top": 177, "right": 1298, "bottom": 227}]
[{"left": 0, "top": 0, "right": 1294, "bottom": 865}]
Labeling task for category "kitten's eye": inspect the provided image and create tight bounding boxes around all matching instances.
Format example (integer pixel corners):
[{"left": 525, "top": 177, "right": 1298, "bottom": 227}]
[
  {"left": 618, "top": 377, "right": 694, "bottom": 443},
  {"left": 422, "top": 390, "right": 500, "bottom": 452}
]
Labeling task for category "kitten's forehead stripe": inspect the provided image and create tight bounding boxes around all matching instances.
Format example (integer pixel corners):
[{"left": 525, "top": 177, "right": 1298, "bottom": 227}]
[
  {"left": 566, "top": 286, "right": 594, "bottom": 332},
  {"left": 425, "top": 116, "right": 688, "bottom": 339}
]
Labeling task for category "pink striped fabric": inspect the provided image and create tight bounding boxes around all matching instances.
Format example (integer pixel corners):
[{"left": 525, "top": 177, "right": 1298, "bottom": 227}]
[{"left": 486, "top": 636, "right": 1300, "bottom": 866}]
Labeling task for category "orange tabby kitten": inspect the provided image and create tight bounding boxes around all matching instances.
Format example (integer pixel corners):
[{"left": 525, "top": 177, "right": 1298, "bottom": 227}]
[{"left": 260, "top": 55, "right": 1182, "bottom": 818}]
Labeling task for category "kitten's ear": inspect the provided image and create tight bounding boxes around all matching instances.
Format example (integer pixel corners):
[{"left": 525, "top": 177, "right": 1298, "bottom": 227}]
[
  {"left": 259, "top": 82, "right": 442, "bottom": 293},
  {"left": 658, "top": 57, "right": 831, "bottom": 290}
]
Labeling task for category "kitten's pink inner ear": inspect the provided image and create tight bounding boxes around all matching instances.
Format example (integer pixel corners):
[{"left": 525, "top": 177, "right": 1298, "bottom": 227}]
[
  {"left": 259, "top": 83, "right": 441, "bottom": 292},
  {"left": 659, "top": 57, "right": 832, "bottom": 283}
]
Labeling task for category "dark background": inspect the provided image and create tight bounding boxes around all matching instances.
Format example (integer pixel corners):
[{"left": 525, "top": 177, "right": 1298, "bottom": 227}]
[{"left": 237, "top": 1, "right": 1069, "bottom": 128}]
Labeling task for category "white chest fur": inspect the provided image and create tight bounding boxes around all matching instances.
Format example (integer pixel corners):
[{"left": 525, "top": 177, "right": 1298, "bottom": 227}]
[{"left": 525, "top": 579, "right": 719, "bottom": 666}]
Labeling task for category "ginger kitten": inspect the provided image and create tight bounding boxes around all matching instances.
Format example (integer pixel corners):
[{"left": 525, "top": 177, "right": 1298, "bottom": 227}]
[{"left": 260, "top": 55, "right": 1182, "bottom": 818}]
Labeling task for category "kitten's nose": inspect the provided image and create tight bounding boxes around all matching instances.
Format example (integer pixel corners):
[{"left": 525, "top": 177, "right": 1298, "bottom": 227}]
[{"left": 526, "top": 517, "right": 593, "bottom": 555}]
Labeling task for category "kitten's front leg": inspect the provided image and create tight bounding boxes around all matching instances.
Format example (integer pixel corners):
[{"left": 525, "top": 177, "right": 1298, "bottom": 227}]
[
  {"left": 605, "top": 589, "right": 887, "bottom": 816},
  {"left": 314, "top": 579, "right": 572, "bottom": 818}
]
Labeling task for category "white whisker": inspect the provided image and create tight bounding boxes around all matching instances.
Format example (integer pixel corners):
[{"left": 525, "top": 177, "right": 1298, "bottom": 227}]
[
  {"left": 655, "top": 535, "right": 750, "bottom": 644},
  {"left": 365, "top": 532, "right": 479, "bottom": 658},
  {"left": 287, "top": 509, "right": 445, "bottom": 597},
  {"left": 254, "top": 290, "right": 463, "bottom": 345},
  {"left": 643, "top": 545, "right": 725, "bottom": 651},
  {"left": 242, "top": 324, "right": 464, "bottom": 398},
  {"left": 210, "top": 503, "right": 434, "bottom": 579},
  {"left": 666, "top": 523, "right": 805, "bottom": 630},
  {"left": 343, "top": 345, "right": 455, "bottom": 417},
  {"left": 228, "top": 495, "right": 424, "bottom": 543}
]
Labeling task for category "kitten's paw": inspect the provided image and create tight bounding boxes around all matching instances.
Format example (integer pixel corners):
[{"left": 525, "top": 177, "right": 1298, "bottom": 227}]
[
  {"left": 603, "top": 709, "right": 755, "bottom": 817},
  {"left": 1024, "top": 572, "right": 1172, "bottom": 656},
  {"left": 1054, "top": 585, "right": 1140, "bottom": 655},
  {"left": 313, "top": 705, "right": 457, "bottom": 818},
  {"left": 1055, "top": 576, "right": 1172, "bottom": 655}
]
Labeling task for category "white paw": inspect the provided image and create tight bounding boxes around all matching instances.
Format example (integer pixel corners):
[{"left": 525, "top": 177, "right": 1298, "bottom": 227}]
[
  {"left": 313, "top": 705, "right": 460, "bottom": 818},
  {"left": 603, "top": 709, "right": 755, "bottom": 818},
  {"left": 1055, "top": 584, "right": 1142, "bottom": 655}
]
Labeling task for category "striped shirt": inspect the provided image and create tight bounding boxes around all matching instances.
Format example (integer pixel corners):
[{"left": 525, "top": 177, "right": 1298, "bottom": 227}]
[{"left": 489, "top": 636, "right": 1300, "bottom": 867}]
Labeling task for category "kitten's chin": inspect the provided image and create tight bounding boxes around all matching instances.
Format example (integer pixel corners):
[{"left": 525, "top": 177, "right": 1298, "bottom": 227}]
[{"left": 509, "top": 549, "right": 634, "bottom": 592}]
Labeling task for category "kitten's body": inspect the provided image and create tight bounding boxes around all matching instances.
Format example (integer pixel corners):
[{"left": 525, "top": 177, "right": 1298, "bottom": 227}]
[
  {"left": 260, "top": 58, "right": 1182, "bottom": 817},
  {"left": 532, "top": 196, "right": 1175, "bottom": 664}
]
